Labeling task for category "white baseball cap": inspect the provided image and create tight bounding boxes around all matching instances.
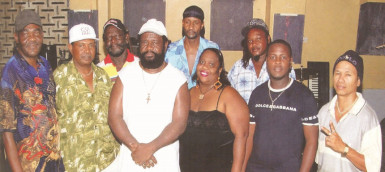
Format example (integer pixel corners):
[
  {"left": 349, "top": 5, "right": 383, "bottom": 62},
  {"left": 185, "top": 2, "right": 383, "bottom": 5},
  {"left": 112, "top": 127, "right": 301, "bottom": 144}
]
[
  {"left": 69, "top": 23, "right": 98, "bottom": 44},
  {"left": 138, "top": 19, "right": 167, "bottom": 37}
]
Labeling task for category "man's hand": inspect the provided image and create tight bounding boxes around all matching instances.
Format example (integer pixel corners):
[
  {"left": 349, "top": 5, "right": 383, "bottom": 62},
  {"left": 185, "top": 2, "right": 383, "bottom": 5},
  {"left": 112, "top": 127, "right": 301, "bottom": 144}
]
[
  {"left": 321, "top": 121, "right": 346, "bottom": 153},
  {"left": 138, "top": 156, "right": 157, "bottom": 169},
  {"left": 130, "top": 143, "right": 157, "bottom": 168}
]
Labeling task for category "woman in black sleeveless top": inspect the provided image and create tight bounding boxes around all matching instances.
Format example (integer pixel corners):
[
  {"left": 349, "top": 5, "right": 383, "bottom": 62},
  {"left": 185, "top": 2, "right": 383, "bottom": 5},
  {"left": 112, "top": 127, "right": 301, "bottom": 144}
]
[{"left": 179, "top": 48, "right": 249, "bottom": 172}]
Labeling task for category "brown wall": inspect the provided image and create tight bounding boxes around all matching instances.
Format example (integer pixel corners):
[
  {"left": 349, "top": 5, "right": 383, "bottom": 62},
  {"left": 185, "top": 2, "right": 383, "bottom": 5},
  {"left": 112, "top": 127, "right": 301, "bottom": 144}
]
[{"left": 69, "top": 0, "right": 385, "bottom": 89}]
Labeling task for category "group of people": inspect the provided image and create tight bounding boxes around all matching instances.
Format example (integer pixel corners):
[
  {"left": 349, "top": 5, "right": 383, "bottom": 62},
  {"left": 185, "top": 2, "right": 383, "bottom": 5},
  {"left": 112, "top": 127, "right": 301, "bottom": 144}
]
[{"left": 0, "top": 5, "right": 382, "bottom": 172}]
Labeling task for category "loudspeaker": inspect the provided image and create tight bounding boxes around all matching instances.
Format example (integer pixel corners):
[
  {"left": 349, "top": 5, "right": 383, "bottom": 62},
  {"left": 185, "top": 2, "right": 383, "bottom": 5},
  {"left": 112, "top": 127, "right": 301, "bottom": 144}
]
[{"left": 39, "top": 44, "right": 57, "bottom": 70}]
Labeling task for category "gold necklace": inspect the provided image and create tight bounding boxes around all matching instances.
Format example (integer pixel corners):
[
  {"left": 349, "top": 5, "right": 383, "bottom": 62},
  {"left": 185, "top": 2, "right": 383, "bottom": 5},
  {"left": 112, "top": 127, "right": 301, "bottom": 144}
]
[
  {"left": 268, "top": 89, "right": 285, "bottom": 111},
  {"left": 198, "top": 85, "right": 214, "bottom": 99},
  {"left": 80, "top": 68, "right": 93, "bottom": 78},
  {"left": 142, "top": 64, "right": 164, "bottom": 104},
  {"left": 268, "top": 79, "right": 291, "bottom": 111},
  {"left": 336, "top": 96, "right": 358, "bottom": 115}
]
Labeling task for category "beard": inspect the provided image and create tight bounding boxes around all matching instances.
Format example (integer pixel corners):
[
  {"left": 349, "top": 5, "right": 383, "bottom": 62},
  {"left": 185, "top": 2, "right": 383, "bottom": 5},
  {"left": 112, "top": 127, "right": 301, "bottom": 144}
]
[
  {"left": 183, "top": 29, "right": 198, "bottom": 39},
  {"left": 139, "top": 47, "right": 165, "bottom": 69},
  {"left": 107, "top": 43, "right": 126, "bottom": 57},
  {"left": 252, "top": 55, "right": 261, "bottom": 61}
]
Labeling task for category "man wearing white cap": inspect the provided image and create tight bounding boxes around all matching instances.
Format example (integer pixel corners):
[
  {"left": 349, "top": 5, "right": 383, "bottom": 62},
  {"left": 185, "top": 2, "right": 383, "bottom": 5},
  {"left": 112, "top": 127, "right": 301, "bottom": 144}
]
[
  {"left": 54, "top": 23, "right": 119, "bottom": 171},
  {"left": 106, "top": 19, "right": 189, "bottom": 171}
]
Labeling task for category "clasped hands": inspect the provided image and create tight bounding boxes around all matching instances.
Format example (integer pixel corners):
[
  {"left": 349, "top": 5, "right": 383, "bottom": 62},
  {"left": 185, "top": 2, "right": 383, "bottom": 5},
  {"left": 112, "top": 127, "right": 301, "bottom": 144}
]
[
  {"left": 321, "top": 121, "right": 347, "bottom": 154},
  {"left": 130, "top": 143, "right": 157, "bottom": 169}
]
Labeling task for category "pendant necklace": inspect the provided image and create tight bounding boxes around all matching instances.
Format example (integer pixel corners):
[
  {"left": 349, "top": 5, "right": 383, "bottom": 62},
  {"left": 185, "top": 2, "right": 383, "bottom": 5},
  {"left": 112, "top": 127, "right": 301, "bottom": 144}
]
[
  {"left": 268, "top": 79, "right": 291, "bottom": 111},
  {"left": 142, "top": 66, "right": 163, "bottom": 104},
  {"left": 268, "top": 89, "right": 285, "bottom": 111},
  {"left": 198, "top": 85, "right": 214, "bottom": 100},
  {"left": 336, "top": 96, "right": 358, "bottom": 115}
]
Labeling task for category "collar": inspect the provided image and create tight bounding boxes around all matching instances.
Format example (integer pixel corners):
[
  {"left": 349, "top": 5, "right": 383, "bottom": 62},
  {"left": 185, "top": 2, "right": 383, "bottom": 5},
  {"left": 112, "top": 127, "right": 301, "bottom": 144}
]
[
  {"left": 15, "top": 50, "right": 44, "bottom": 64},
  {"left": 268, "top": 78, "right": 293, "bottom": 92},
  {"left": 328, "top": 92, "right": 366, "bottom": 117},
  {"left": 182, "top": 36, "right": 203, "bottom": 46},
  {"left": 69, "top": 60, "right": 97, "bottom": 76},
  {"left": 104, "top": 49, "right": 135, "bottom": 66},
  {"left": 247, "top": 58, "right": 267, "bottom": 68},
  {"left": 14, "top": 50, "right": 45, "bottom": 71}
]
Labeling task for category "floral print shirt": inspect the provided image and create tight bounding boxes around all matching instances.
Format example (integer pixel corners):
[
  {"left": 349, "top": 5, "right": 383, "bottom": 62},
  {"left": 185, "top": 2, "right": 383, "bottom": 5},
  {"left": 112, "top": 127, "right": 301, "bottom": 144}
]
[
  {"left": 0, "top": 52, "right": 64, "bottom": 172},
  {"left": 54, "top": 61, "right": 119, "bottom": 172}
]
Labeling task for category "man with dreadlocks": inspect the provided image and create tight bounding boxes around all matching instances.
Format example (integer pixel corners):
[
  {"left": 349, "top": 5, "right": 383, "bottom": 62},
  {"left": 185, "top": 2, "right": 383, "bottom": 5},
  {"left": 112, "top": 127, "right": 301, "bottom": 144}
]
[{"left": 228, "top": 18, "right": 296, "bottom": 104}]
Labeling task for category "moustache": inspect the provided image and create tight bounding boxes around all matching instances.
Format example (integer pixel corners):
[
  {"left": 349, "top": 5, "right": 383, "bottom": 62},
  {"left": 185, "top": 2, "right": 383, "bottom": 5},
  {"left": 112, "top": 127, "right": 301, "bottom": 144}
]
[
  {"left": 25, "top": 42, "right": 40, "bottom": 47},
  {"left": 107, "top": 44, "right": 124, "bottom": 50},
  {"left": 186, "top": 30, "right": 197, "bottom": 34},
  {"left": 80, "top": 54, "right": 93, "bottom": 59},
  {"left": 251, "top": 47, "right": 260, "bottom": 51},
  {"left": 142, "top": 50, "right": 157, "bottom": 56}
]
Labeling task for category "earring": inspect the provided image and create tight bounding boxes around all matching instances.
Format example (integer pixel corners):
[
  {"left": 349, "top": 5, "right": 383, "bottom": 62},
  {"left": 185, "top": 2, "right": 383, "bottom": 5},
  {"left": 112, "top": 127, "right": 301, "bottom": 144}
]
[
  {"left": 213, "top": 77, "right": 222, "bottom": 90},
  {"left": 196, "top": 78, "right": 200, "bottom": 88}
]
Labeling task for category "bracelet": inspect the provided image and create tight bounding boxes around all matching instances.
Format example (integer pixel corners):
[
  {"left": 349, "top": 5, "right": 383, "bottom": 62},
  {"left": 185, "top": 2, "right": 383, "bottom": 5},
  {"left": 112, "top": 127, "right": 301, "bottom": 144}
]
[{"left": 342, "top": 145, "right": 349, "bottom": 157}]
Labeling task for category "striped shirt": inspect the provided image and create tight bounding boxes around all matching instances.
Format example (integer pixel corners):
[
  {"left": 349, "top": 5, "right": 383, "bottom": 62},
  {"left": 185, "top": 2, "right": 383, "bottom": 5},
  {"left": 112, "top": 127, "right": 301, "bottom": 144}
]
[{"left": 98, "top": 49, "right": 138, "bottom": 83}]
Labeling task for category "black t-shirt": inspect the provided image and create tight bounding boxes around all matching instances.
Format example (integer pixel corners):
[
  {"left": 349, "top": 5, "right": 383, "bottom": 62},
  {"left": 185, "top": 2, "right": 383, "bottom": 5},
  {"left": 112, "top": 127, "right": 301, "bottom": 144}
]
[{"left": 247, "top": 80, "right": 318, "bottom": 171}]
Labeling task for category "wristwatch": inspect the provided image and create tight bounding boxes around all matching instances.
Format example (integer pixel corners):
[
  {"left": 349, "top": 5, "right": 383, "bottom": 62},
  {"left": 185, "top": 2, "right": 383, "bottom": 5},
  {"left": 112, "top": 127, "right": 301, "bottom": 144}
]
[{"left": 342, "top": 145, "right": 349, "bottom": 157}]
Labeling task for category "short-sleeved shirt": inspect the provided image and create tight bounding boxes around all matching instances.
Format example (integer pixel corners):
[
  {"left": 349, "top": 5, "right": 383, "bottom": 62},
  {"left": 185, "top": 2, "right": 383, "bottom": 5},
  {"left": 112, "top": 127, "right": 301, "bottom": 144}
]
[
  {"left": 247, "top": 79, "right": 318, "bottom": 171},
  {"left": 228, "top": 59, "right": 296, "bottom": 104},
  {"left": 0, "top": 52, "right": 64, "bottom": 171},
  {"left": 165, "top": 36, "right": 219, "bottom": 89},
  {"left": 54, "top": 61, "right": 119, "bottom": 172},
  {"left": 97, "top": 49, "right": 138, "bottom": 83},
  {"left": 316, "top": 93, "right": 382, "bottom": 172}
]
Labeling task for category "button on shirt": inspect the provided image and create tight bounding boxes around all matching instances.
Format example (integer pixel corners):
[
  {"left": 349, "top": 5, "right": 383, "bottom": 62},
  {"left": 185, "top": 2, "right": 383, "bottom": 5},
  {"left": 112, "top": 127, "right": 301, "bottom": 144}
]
[
  {"left": 165, "top": 36, "right": 219, "bottom": 89},
  {"left": 0, "top": 52, "right": 64, "bottom": 171},
  {"left": 228, "top": 58, "right": 296, "bottom": 104}
]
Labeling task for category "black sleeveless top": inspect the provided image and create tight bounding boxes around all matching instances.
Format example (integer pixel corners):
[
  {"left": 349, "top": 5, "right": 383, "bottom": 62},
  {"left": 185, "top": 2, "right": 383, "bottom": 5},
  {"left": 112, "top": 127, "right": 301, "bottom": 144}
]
[{"left": 179, "top": 88, "right": 234, "bottom": 172}]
